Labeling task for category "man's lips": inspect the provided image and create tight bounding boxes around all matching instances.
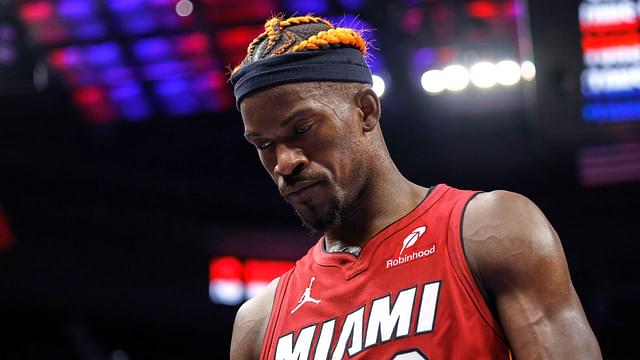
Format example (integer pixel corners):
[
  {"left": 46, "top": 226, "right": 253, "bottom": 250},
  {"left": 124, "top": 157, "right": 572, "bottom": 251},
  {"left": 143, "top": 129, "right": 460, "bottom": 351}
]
[{"left": 281, "top": 180, "right": 322, "bottom": 197}]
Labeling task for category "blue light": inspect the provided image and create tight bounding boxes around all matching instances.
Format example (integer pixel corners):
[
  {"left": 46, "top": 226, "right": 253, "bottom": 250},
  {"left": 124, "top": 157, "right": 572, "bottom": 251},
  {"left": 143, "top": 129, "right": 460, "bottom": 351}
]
[
  {"left": 583, "top": 101, "right": 640, "bottom": 123},
  {"left": 72, "top": 21, "right": 107, "bottom": 41},
  {"left": 107, "top": 0, "right": 145, "bottom": 13},
  {"left": 133, "top": 37, "right": 173, "bottom": 63},
  {"left": 155, "top": 78, "right": 199, "bottom": 116},
  {"left": 110, "top": 82, "right": 143, "bottom": 101},
  {"left": 121, "top": 101, "right": 152, "bottom": 120},
  {"left": 155, "top": 78, "right": 189, "bottom": 96},
  {"left": 100, "top": 67, "right": 135, "bottom": 85},
  {"left": 283, "top": 0, "right": 329, "bottom": 15},
  {"left": 58, "top": 0, "right": 95, "bottom": 19},
  {"left": 118, "top": 13, "right": 157, "bottom": 35},
  {"left": 85, "top": 42, "right": 122, "bottom": 67},
  {"left": 142, "top": 61, "right": 186, "bottom": 81},
  {"left": 109, "top": 83, "right": 152, "bottom": 121},
  {"left": 337, "top": 0, "right": 365, "bottom": 11}
]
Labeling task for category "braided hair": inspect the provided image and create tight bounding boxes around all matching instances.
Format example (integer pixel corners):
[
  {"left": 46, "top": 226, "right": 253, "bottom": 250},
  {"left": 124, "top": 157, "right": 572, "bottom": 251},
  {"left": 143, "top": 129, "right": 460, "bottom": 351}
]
[{"left": 232, "top": 15, "right": 368, "bottom": 75}]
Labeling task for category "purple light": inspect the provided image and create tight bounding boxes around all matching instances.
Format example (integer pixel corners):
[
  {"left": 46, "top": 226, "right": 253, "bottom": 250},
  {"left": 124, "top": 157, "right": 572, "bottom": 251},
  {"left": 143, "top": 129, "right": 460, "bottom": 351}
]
[
  {"left": 412, "top": 47, "right": 436, "bottom": 69},
  {"left": 57, "top": 0, "right": 95, "bottom": 19},
  {"left": 85, "top": 42, "right": 122, "bottom": 67},
  {"left": 154, "top": 78, "right": 199, "bottom": 116},
  {"left": 109, "top": 83, "right": 152, "bottom": 121},
  {"left": 110, "top": 82, "right": 143, "bottom": 101},
  {"left": 141, "top": 61, "right": 186, "bottom": 81},
  {"left": 107, "top": 0, "right": 145, "bottom": 13},
  {"left": 118, "top": 13, "right": 157, "bottom": 35},
  {"left": 283, "top": 0, "right": 328, "bottom": 15},
  {"left": 100, "top": 66, "right": 135, "bottom": 85},
  {"left": 133, "top": 37, "right": 173, "bottom": 63},
  {"left": 0, "top": 24, "right": 15, "bottom": 42},
  {"left": 71, "top": 20, "right": 107, "bottom": 40},
  {"left": 336, "top": 0, "right": 364, "bottom": 11},
  {"left": 0, "top": 46, "right": 16, "bottom": 65}
]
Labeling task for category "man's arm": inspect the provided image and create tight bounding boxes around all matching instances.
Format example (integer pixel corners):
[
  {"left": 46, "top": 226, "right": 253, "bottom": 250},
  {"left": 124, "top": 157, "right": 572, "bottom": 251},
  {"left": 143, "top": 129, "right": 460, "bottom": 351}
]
[
  {"left": 230, "top": 278, "right": 279, "bottom": 360},
  {"left": 463, "top": 191, "right": 601, "bottom": 359}
]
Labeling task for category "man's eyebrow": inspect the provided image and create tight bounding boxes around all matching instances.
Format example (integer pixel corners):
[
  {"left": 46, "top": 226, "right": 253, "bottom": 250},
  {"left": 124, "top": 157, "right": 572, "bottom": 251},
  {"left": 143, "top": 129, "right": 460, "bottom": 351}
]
[
  {"left": 279, "top": 107, "right": 315, "bottom": 128},
  {"left": 244, "top": 107, "right": 316, "bottom": 139}
]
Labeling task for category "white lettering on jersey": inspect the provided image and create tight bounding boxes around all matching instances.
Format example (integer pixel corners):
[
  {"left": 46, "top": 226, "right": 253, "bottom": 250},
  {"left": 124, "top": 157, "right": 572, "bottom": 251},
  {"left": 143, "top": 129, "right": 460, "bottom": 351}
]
[
  {"left": 274, "top": 281, "right": 442, "bottom": 359},
  {"left": 331, "top": 306, "right": 365, "bottom": 359},
  {"left": 365, "top": 286, "right": 417, "bottom": 347},
  {"left": 275, "top": 325, "right": 317, "bottom": 360},
  {"left": 416, "top": 281, "right": 441, "bottom": 333},
  {"left": 313, "top": 319, "right": 336, "bottom": 360}
]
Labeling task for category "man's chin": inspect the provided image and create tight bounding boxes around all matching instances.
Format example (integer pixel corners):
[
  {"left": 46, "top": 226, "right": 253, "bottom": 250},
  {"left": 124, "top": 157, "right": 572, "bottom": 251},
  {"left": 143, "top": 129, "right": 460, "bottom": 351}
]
[{"left": 294, "top": 207, "right": 341, "bottom": 235}]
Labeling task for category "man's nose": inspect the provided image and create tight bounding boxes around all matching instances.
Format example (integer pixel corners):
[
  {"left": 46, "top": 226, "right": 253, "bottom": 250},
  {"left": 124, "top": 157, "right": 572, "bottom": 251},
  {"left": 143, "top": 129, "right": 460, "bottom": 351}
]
[{"left": 274, "top": 143, "right": 308, "bottom": 176}]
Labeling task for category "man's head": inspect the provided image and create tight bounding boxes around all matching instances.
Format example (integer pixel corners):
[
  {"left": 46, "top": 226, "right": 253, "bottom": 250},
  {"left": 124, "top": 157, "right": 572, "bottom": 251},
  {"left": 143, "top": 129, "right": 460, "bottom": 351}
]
[{"left": 231, "top": 16, "right": 385, "bottom": 233}]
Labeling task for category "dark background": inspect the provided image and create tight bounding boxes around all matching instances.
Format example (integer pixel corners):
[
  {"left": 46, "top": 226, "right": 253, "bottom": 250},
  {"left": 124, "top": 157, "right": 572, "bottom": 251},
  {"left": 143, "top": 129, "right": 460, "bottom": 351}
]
[{"left": 1, "top": 0, "right": 639, "bottom": 359}]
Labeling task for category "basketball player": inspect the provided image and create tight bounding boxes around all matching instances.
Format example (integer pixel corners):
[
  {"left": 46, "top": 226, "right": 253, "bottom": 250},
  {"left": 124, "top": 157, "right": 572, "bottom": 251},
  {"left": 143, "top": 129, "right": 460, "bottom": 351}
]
[{"left": 229, "top": 15, "right": 601, "bottom": 359}]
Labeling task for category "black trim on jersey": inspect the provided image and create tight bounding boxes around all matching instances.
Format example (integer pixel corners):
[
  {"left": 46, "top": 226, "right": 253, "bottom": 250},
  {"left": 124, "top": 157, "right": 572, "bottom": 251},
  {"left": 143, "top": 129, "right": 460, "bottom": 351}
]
[
  {"left": 311, "top": 317, "right": 338, "bottom": 360},
  {"left": 415, "top": 280, "right": 441, "bottom": 335},
  {"left": 459, "top": 192, "right": 502, "bottom": 326},
  {"left": 320, "top": 185, "right": 438, "bottom": 258},
  {"left": 391, "top": 348, "right": 430, "bottom": 360},
  {"left": 363, "top": 285, "right": 418, "bottom": 350}
]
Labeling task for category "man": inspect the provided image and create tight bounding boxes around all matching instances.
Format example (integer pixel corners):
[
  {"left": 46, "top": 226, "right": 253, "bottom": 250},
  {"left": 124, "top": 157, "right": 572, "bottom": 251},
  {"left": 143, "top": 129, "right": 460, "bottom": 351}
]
[{"left": 229, "top": 15, "right": 601, "bottom": 360}]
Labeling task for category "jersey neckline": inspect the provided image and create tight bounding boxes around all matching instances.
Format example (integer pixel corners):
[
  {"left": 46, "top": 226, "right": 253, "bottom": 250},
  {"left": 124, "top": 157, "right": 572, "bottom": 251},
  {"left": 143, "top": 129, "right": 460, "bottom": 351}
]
[{"left": 311, "top": 183, "right": 450, "bottom": 280}]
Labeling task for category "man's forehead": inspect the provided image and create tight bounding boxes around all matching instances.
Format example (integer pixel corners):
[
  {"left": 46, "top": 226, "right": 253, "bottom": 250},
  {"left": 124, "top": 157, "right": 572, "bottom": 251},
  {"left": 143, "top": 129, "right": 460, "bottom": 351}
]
[{"left": 240, "top": 82, "right": 333, "bottom": 118}]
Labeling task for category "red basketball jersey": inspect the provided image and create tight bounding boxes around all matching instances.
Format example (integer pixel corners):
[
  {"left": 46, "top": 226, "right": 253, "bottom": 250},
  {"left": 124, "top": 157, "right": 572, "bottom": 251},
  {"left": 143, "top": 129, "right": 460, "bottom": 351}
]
[{"left": 260, "top": 184, "right": 511, "bottom": 360}]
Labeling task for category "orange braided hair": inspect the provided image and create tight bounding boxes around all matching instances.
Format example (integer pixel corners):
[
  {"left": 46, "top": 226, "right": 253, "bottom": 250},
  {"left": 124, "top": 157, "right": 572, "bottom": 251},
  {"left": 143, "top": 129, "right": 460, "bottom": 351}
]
[{"left": 232, "top": 15, "right": 368, "bottom": 75}]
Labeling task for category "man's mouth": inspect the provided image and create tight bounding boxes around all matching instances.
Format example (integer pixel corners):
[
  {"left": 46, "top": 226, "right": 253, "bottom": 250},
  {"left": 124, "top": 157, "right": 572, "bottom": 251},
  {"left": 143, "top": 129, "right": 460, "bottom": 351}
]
[{"left": 281, "top": 180, "right": 322, "bottom": 198}]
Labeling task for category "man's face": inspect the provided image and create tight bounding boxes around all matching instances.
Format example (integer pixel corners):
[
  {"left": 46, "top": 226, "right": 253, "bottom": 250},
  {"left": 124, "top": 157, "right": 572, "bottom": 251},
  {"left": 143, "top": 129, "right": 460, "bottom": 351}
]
[{"left": 240, "top": 82, "right": 368, "bottom": 233}]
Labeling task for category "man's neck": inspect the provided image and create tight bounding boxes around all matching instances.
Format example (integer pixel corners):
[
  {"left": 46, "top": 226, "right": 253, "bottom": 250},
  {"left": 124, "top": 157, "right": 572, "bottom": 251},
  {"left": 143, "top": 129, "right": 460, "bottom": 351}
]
[{"left": 324, "top": 171, "right": 429, "bottom": 253}]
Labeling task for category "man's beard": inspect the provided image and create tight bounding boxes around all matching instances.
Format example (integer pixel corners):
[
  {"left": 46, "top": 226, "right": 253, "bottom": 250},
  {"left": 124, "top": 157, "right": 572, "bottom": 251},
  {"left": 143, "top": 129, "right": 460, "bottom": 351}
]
[{"left": 293, "top": 193, "right": 345, "bottom": 235}]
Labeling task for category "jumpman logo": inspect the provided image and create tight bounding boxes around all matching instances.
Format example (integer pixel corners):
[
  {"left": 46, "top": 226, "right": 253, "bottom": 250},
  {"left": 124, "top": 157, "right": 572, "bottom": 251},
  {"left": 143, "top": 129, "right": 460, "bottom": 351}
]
[{"left": 290, "top": 276, "right": 321, "bottom": 314}]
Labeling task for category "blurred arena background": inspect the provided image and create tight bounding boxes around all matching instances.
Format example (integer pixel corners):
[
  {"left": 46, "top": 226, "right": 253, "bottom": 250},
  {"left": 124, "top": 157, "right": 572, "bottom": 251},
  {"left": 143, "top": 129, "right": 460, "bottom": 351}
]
[{"left": 0, "top": 0, "right": 639, "bottom": 358}]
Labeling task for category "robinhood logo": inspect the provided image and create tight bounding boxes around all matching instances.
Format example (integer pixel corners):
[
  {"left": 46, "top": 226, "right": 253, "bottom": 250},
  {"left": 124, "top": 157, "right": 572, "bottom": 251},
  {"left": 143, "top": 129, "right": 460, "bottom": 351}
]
[{"left": 387, "top": 226, "right": 435, "bottom": 269}]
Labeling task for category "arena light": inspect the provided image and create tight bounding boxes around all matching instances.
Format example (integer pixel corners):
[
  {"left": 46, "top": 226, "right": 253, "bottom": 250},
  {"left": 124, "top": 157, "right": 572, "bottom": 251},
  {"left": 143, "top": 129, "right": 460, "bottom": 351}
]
[
  {"left": 496, "top": 60, "right": 521, "bottom": 86},
  {"left": 209, "top": 257, "right": 294, "bottom": 305},
  {"left": 521, "top": 61, "right": 536, "bottom": 81},
  {"left": 371, "top": 74, "right": 386, "bottom": 97},
  {"left": 175, "top": 0, "right": 194, "bottom": 17},
  {"left": 442, "top": 64, "right": 469, "bottom": 91},
  {"left": 470, "top": 61, "right": 497, "bottom": 88},
  {"left": 421, "top": 69, "right": 446, "bottom": 94}
]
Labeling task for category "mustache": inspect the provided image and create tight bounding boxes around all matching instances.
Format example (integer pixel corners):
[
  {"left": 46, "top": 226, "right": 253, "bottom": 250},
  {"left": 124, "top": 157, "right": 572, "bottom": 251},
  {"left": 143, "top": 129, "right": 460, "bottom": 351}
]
[{"left": 278, "top": 172, "right": 326, "bottom": 195}]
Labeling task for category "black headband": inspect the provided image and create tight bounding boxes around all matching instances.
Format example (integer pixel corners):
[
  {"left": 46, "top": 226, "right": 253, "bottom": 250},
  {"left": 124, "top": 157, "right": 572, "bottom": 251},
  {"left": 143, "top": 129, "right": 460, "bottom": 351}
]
[{"left": 231, "top": 47, "right": 373, "bottom": 109}]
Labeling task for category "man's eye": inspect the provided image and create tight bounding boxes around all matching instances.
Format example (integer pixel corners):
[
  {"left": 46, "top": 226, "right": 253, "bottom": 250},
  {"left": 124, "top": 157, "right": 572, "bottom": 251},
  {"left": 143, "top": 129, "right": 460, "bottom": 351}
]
[
  {"left": 295, "top": 124, "right": 312, "bottom": 134},
  {"left": 256, "top": 142, "right": 272, "bottom": 150}
]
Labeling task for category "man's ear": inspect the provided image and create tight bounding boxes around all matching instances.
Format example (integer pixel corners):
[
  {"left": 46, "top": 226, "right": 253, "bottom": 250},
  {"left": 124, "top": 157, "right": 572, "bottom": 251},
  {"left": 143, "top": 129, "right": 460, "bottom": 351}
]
[{"left": 356, "top": 87, "right": 381, "bottom": 132}]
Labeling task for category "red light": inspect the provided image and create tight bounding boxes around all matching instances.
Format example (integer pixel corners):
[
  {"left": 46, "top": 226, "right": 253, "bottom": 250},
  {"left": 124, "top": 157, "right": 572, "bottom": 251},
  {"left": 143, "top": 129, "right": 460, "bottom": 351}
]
[
  {"left": 176, "top": 32, "right": 209, "bottom": 56},
  {"left": 244, "top": 260, "right": 294, "bottom": 283},
  {"left": 582, "top": 33, "right": 640, "bottom": 50},
  {"left": 467, "top": 1, "right": 499, "bottom": 19},
  {"left": 580, "top": 21, "right": 640, "bottom": 34},
  {"left": 0, "top": 208, "right": 14, "bottom": 253},
  {"left": 73, "top": 87, "right": 115, "bottom": 124},
  {"left": 210, "top": 256, "right": 243, "bottom": 281},
  {"left": 216, "top": 26, "right": 263, "bottom": 51},
  {"left": 74, "top": 87, "right": 104, "bottom": 104},
  {"left": 20, "top": 2, "right": 54, "bottom": 22}
]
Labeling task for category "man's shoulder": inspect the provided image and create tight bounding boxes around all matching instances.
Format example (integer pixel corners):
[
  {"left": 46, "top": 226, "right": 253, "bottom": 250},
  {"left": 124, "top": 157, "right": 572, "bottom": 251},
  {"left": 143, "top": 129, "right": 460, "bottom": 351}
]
[
  {"left": 230, "top": 277, "right": 280, "bottom": 360},
  {"left": 462, "top": 189, "right": 563, "bottom": 286}
]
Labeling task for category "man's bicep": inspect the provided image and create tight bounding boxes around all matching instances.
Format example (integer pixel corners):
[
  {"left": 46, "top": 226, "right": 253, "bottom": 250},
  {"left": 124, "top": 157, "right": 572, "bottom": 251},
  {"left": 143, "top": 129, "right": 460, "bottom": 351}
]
[{"left": 464, "top": 191, "right": 601, "bottom": 359}]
